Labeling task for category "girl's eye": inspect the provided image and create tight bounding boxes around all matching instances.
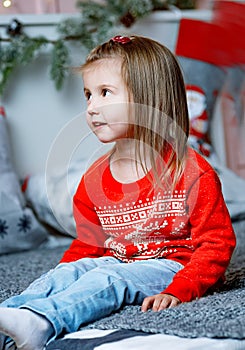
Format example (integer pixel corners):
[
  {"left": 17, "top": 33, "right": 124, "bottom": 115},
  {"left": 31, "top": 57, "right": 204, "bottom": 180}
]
[
  {"left": 102, "top": 89, "right": 111, "bottom": 97},
  {"left": 84, "top": 91, "right": 92, "bottom": 101}
]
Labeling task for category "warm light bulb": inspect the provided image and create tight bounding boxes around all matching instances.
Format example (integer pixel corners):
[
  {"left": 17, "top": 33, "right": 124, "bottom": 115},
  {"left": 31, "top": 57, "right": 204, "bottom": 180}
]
[{"left": 3, "top": 0, "right": 12, "bottom": 8}]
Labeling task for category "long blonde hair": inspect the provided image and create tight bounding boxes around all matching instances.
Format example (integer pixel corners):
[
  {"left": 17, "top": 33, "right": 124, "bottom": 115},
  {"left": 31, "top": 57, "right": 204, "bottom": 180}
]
[{"left": 80, "top": 35, "right": 189, "bottom": 190}]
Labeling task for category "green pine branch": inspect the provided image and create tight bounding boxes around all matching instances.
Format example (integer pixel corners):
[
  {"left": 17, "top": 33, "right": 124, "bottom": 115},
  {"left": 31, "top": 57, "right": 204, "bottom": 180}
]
[
  {"left": 0, "top": 0, "right": 195, "bottom": 97},
  {"left": 50, "top": 40, "right": 70, "bottom": 90}
]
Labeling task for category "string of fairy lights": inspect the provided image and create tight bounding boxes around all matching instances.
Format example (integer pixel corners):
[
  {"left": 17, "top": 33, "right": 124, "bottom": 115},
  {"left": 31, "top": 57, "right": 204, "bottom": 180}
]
[
  {"left": 0, "top": 0, "right": 197, "bottom": 96},
  {"left": 2, "top": 0, "right": 12, "bottom": 8},
  {"left": 1, "top": 0, "right": 61, "bottom": 13}
]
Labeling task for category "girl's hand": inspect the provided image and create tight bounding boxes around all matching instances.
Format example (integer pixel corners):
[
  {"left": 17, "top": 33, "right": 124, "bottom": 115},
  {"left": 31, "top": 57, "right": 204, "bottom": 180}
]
[{"left": 141, "top": 293, "right": 181, "bottom": 312}]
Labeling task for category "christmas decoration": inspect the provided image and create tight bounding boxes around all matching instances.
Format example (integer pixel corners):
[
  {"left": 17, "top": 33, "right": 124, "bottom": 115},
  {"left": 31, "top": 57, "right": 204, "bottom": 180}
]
[
  {"left": 0, "top": 0, "right": 194, "bottom": 96},
  {"left": 6, "top": 18, "right": 23, "bottom": 37},
  {"left": 175, "top": 18, "right": 229, "bottom": 158}
]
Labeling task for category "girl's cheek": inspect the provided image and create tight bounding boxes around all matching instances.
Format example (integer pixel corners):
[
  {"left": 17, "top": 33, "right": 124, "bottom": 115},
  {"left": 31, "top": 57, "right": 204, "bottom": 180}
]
[{"left": 86, "top": 113, "right": 91, "bottom": 126}]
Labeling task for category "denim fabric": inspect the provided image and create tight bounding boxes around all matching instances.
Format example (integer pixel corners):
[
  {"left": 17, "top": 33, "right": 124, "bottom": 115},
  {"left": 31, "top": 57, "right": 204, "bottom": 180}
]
[{"left": 0, "top": 257, "right": 183, "bottom": 341}]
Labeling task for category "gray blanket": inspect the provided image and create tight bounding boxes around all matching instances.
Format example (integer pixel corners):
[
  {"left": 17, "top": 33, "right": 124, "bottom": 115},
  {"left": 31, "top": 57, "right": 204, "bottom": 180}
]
[
  {"left": 0, "top": 245, "right": 66, "bottom": 303},
  {"left": 0, "top": 220, "right": 244, "bottom": 340},
  {"left": 84, "top": 219, "right": 245, "bottom": 339}
]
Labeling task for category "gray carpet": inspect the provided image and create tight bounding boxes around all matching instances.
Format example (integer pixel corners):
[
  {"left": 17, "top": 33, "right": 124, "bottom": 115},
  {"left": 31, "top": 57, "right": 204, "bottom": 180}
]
[
  {"left": 0, "top": 220, "right": 244, "bottom": 339},
  {"left": 0, "top": 245, "right": 67, "bottom": 303}
]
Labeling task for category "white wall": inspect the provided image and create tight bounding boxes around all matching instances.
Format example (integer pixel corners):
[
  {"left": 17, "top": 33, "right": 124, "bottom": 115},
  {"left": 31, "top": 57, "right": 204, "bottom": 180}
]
[{"left": 0, "top": 10, "right": 214, "bottom": 178}]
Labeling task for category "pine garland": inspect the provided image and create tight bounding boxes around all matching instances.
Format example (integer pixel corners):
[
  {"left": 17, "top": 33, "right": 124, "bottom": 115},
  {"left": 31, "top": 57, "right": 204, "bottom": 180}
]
[{"left": 0, "top": 0, "right": 195, "bottom": 96}]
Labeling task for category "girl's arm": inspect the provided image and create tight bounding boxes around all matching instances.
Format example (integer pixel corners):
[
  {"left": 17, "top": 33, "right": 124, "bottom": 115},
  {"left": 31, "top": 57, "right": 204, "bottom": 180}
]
[{"left": 161, "top": 169, "right": 236, "bottom": 303}]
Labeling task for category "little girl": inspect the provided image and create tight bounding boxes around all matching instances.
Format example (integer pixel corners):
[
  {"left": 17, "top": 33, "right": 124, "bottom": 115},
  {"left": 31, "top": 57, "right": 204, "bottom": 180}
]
[{"left": 0, "top": 35, "right": 236, "bottom": 350}]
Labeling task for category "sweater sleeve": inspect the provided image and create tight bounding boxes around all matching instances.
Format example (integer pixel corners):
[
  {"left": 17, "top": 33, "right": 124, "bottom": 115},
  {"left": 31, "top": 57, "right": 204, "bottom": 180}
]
[
  {"left": 60, "top": 175, "right": 107, "bottom": 263},
  {"left": 162, "top": 169, "right": 236, "bottom": 302}
]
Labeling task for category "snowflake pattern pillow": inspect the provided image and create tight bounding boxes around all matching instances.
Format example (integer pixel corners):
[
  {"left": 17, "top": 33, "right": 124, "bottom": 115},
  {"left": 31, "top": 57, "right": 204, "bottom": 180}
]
[
  {"left": 0, "top": 107, "right": 48, "bottom": 254},
  {"left": 0, "top": 193, "right": 48, "bottom": 254}
]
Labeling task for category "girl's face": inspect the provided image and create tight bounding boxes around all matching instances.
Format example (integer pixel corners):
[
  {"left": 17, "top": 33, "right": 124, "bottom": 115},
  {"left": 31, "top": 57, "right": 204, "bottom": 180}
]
[{"left": 83, "top": 58, "right": 130, "bottom": 144}]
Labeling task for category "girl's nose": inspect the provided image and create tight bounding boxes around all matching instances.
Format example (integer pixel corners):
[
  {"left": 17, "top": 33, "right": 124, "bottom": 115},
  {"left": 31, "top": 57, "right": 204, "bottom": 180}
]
[{"left": 87, "top": 99, "right": 100, "bottom": 116}]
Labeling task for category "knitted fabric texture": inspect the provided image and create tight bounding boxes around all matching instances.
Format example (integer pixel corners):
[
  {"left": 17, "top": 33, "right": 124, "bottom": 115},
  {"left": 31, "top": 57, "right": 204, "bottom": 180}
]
[{"left": 83, "top": 219, "right": 245, "bottom": 339}]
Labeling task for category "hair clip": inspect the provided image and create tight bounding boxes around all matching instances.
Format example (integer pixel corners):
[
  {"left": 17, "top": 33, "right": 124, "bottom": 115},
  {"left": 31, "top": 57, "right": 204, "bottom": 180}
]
[{"left": 111, "top": 35, "right": 131, "bottom": 44}]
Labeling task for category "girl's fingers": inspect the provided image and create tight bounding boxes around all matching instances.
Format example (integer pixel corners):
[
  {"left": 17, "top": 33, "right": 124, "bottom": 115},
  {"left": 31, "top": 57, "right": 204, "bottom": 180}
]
[{"left": 141, "top": 294, "right": 181, "bottom": 312}]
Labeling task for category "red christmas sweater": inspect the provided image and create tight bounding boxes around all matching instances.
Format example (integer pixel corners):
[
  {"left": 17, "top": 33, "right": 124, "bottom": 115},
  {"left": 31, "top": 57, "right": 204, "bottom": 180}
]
[{"left": 60, "top": 147, "right": 236, "bottom": 303}]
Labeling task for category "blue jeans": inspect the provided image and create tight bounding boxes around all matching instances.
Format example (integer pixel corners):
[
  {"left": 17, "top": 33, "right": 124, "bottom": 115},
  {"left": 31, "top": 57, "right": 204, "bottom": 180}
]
[{"left": 0, "top": 257, "right": 183, "bottom": 341}]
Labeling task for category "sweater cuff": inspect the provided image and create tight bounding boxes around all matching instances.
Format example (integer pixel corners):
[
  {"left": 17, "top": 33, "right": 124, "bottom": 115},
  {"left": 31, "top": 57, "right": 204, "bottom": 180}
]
[{"left": 162, "top": 277, "right": 201, "bottom": 303}]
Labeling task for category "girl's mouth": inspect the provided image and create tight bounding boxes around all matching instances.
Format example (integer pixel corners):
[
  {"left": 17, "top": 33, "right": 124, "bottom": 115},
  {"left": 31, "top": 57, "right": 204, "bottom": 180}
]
[{"left": 92, "top": 121, "right": 107, "bottom": 127}]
